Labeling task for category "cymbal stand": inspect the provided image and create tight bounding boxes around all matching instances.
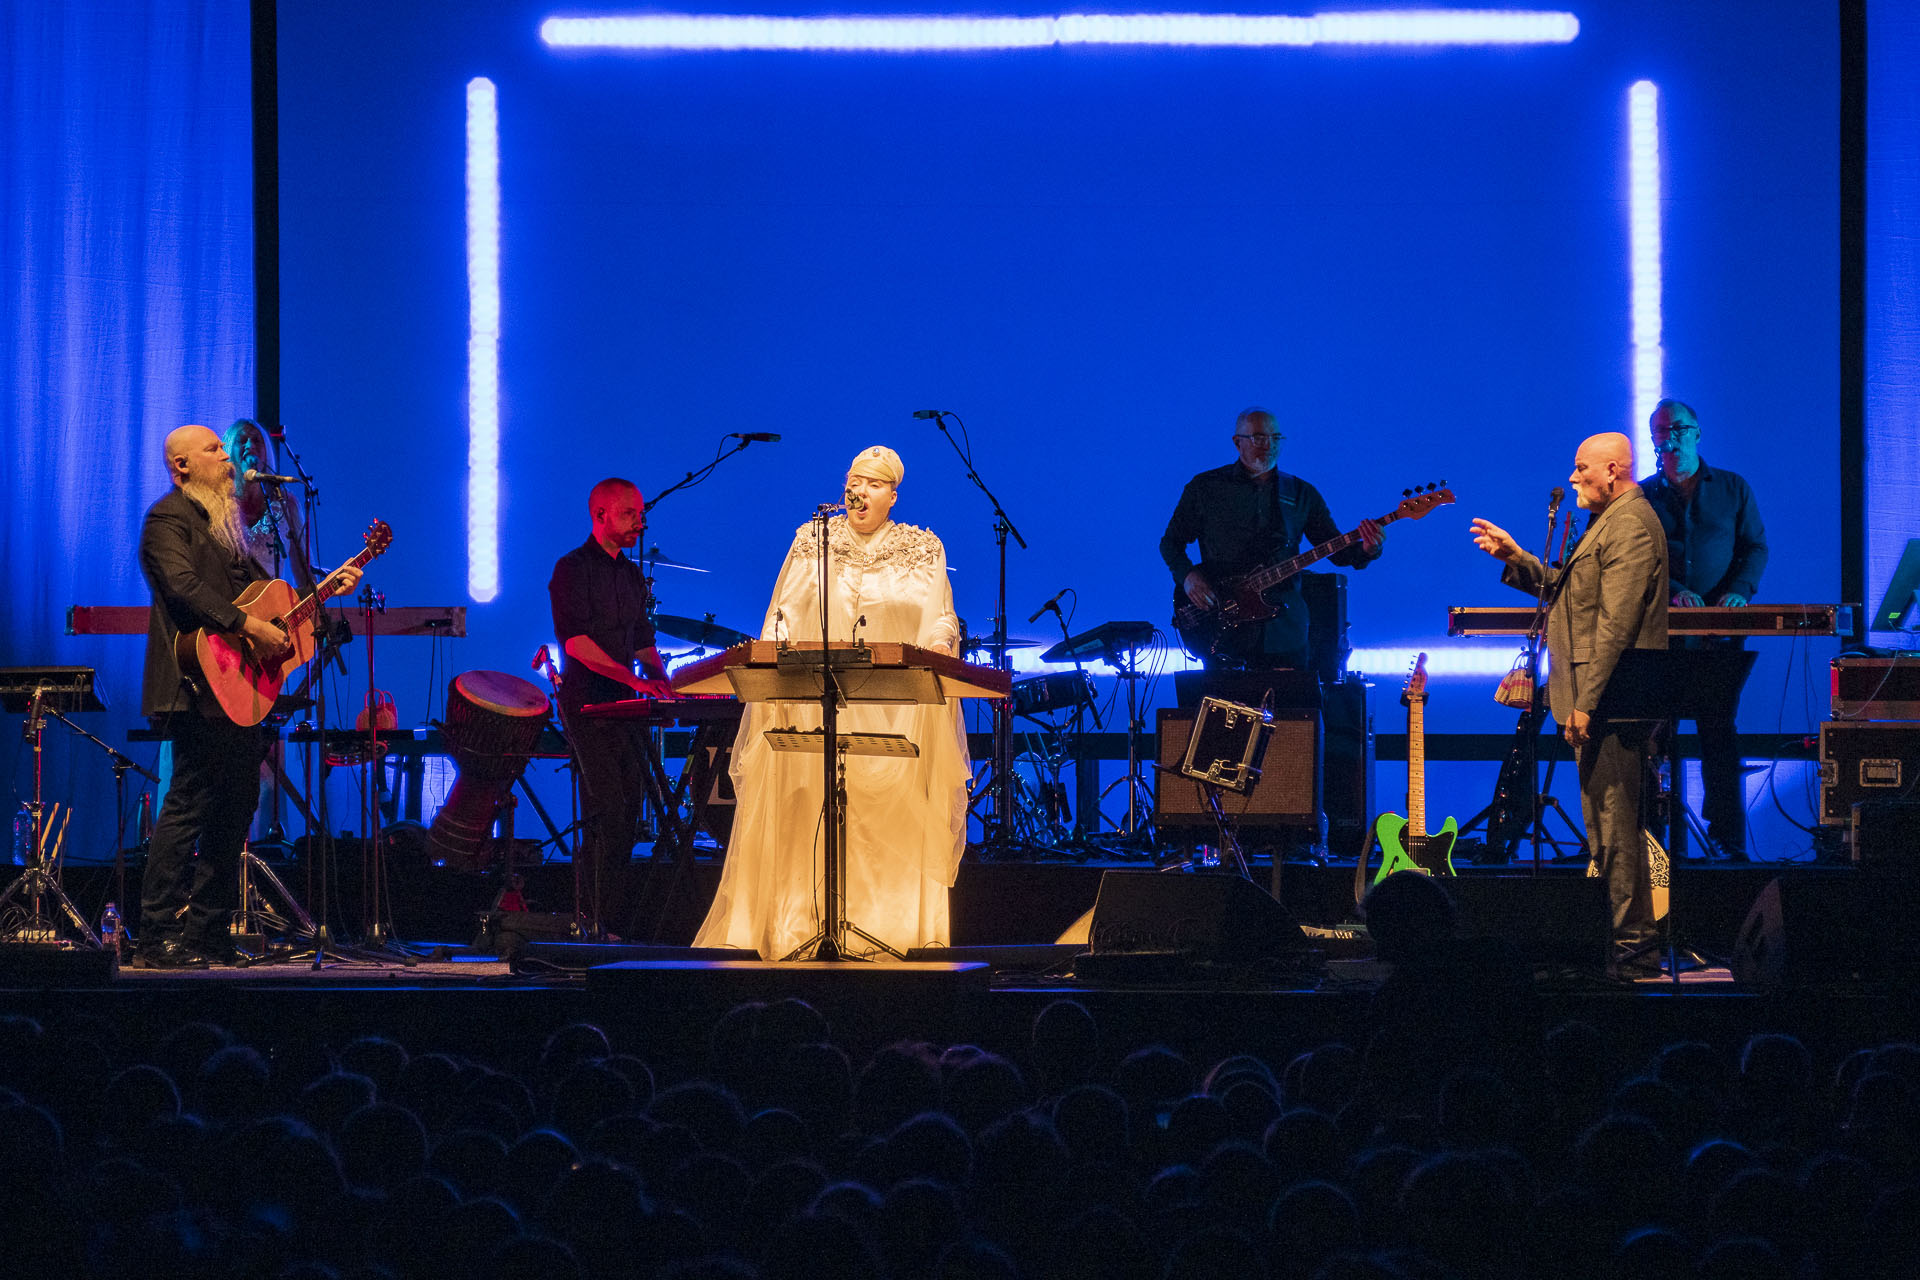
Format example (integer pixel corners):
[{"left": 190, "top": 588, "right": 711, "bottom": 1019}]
[
  {"left": 354, "top": 586, "right": 417, "bottom": 962},
  {"left": 925, "top": 411, "right": 1027, "bottom": 858},
  {"left": 0, "top": 687, "right": 102, "bottom": 947},
  {"left": 48, "top": 705, "right": 159, "bottom": 952}
]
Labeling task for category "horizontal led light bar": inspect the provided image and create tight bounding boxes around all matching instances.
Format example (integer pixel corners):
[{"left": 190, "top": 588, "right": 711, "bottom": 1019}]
[{"left": 541, "top": 10, "right": 1580, "bottom": 53}]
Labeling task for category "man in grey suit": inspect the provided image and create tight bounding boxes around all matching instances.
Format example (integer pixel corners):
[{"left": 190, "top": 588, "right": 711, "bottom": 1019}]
[{"left": 1471, "top": 433, "right": 1669, "bottom": 967}]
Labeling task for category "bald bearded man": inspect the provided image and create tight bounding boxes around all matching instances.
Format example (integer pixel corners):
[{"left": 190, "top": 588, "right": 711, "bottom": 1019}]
[
  {"left": 1471, "top": 433, "right": 1668, "bottom": 971},
  {"left": 139, "top": 425, "right": 361, "bottom": 966}
]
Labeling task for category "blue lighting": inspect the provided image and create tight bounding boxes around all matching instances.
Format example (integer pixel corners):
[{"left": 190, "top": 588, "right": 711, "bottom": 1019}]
[
  {"left": 540, "top": 10, "right": 1580, "bottom": 53},
  {"left": 1628, "top": 79, "right": 1663, "bottom": 464},
  {"left": 467, "top": 77, "right": 502, "bottom": 604}
]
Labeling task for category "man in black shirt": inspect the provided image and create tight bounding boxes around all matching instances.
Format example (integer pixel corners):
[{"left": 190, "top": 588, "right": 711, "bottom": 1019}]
[
  {"left": 139, "top": 424, "right": 360, "bottom": 967},
  {"left": 1160, "top": 407, "right": 1384, "bottom": 669},
  {"left": 1640, "top": 398, "right": 1769, "bottom": 860},
  {"left": 549, "top": 477, "right": 670, "bottom": 937}
]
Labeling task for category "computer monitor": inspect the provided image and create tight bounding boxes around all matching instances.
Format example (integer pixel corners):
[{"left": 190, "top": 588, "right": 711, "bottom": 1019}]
[{"left": 1871, "top": 538, "right": 1920, "bottom": 634}]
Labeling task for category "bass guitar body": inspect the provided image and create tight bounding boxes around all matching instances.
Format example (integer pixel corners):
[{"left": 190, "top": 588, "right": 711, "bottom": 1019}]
[{"left": 177, "top": 579, "right": 315, "bottom": 728}]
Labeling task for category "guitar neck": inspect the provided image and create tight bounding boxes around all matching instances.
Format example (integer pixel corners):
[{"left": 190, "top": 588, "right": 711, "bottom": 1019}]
[
  {"left": 1240, "top": 507, "right": 1400, "bottom": 595},
  {"left": 282, "top": 546, "right": 377, "bottom": 632},
  {"left": 1407, "top": 697, "right": 1426, "bottom": 834}
]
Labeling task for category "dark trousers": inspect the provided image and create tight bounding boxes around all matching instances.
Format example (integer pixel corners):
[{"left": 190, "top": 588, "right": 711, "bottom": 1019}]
[
  {"left": 1576, "top": 718, "right": 1657, "bottom": 950},
  {"left": 141, "top": 712, "right": 267, "bottom": 946},
  {"left": 562, "top": 706, "right": 647, "bottom": 937},
  {"left": 1682, "top": 636, "right": 1748, "bottom": 857}
]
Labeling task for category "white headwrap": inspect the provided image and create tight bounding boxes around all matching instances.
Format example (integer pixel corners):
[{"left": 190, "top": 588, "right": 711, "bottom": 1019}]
[{"left": 848, "top": 445, "right": 904, "bottom": 486}]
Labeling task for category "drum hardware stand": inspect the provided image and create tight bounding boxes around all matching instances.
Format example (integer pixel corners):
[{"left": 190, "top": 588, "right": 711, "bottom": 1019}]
[
  {"left": 924, "top": 410, "right": 1028, "bottom": 859},
  {"left": 0, "top": 671, "right": 109, "bottom": 948},
  {"left": 353, "top": 586, "right": 420, "bottom": 962},
  {"left": 1096, "top": 637, "right": 1156, "bottom": 843}
]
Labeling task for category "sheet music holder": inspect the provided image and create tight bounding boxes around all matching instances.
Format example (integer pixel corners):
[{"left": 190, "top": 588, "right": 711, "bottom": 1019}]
[{"left": 1591, "top": 648, "right": 1757, "bottom": 723}]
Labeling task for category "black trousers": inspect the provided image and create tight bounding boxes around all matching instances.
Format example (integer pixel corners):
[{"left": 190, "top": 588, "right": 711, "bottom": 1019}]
[
  {"left": 141, "top": 712, "right": 267, "bottom": 946},
  {"left": 1576, "top": 718, "right": 1658, "bottom": 950},
  {"left": 1681, "top": 636, "right": 1748, "bottom": 857},
  {"left": 561, "top": 706, "right": 648, "bottom": 937}
]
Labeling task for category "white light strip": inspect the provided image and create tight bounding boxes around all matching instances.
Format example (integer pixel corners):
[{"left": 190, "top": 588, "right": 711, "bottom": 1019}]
[
  {"left": 990, "top": 643, "right": 1525, "bottom": 679},
  {"left": 1628, "top": 79, "right": 1662, "bottom": 466},
  {"left": 541, "top": 10, "right": 1580, "bottom": 52},
  {"left": 467, "top": 77, "right": 503, "bottom": 604}
]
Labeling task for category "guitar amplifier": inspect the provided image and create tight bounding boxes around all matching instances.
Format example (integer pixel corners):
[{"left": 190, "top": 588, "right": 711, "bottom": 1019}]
[
  {"left": 1818, "top": 720, "right": 1920, "bottom": 825},
  {"left": 1156, "top": 706, "right": 1319, "bottom": 826}
]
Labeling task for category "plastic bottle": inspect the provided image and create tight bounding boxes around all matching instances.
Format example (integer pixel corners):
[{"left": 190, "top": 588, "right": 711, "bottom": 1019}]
[{"left": 100, "top": 902, "right": 121, "bottom": 955}]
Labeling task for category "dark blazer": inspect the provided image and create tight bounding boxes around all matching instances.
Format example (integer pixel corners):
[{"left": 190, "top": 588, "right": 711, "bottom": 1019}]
[
  {"left": 1501, "top": 485, "right": 1668, "bottom": 722},
  {"left": 139, "top": 487, "right": 263, "bottom": 718}
]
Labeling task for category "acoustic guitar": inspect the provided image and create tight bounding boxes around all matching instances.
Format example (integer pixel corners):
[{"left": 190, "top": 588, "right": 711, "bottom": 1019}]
[
  {"left": 1172, "top": 484, "right": 1453, "bottom": 658},
  {"left": 1372, "top": 652, "right": 1459, "bottom": 883},
  {"left": 177, "top": 519, "right": 393, "bottom": 727}
]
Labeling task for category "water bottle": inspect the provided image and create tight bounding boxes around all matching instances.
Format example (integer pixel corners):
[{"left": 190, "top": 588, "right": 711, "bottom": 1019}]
[{"left": 100, "top": 902, "right": 121, "bottom": 955}]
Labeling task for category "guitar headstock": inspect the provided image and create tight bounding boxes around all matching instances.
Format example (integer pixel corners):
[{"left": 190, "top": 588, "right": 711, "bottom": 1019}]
[
  {"left": 1395, "top": 482, "right": 1455, "bottom": 522},
  {"left": 1401, "top": 651, "right": 1430, "bottom": 706},
  {"left": 364, "top": 519, "right": 394, "bottom": 557}
]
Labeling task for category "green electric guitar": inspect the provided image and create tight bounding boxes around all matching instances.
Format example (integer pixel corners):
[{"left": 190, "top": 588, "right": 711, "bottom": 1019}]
[{"left": 1372, "top": 652, "right": 1458, "bottom": 883}]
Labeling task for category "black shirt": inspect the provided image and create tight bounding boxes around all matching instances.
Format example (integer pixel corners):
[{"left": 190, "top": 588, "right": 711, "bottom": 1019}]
[
  {"left": 1159, "top": 462, "right": 1379, "bottom": 664},
  {"left": 548, "top": 536, "right": 656, "bottom": 711},
  {"left": 1639, "top": 459, "right": 1768, "bottom": 602}
]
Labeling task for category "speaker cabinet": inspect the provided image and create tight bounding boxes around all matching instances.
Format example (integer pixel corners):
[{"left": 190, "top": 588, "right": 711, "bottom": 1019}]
[
  {"left": 1446, "top": 874, "right": 1611, "bottom": 970},
  {"left": 1730, "top": 871, "right": 1920, "bottom": 986},
  {"left": 1155, "top": 707, "right": 1319, "bottom": 827},
  {"left": 1087, "top": 870, "right": 1306, "bottom": 962}
]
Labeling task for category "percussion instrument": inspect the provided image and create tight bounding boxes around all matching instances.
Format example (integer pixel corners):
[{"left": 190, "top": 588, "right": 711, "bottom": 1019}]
[
  {"left": 1011, "top": 671, "right": 1095, "bottom": 719},
  {"left": 430, "top": 670, "right": 551, "bottom": 870}
]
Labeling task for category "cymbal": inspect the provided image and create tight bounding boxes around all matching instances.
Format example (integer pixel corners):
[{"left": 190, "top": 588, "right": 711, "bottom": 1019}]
[
  {"left": 654, "top": 613, "right": 752, "bottom": 649},
  {"left": 640, "top": 547, "right": 709, "bottom": 573}
]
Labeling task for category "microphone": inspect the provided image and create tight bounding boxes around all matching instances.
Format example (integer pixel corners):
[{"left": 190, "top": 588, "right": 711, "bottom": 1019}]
[
  {"left": 244, "top": 468, "right": 303, "bottom": 487},
  {"left": 912, "top": 409, "right": 945, "bottom": 420},
  {"left": 1027, "top": 588, "right": 1069, "bottom": 624},
  {"left": 1547, "top": 486, "right": 1565, "bottom": 517},
  {"left": 730, "top": 432, "right": 782, "bottom": 443}
]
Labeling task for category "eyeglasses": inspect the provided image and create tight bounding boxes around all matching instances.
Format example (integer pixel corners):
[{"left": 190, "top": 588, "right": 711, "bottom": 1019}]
[
  {"left": 1650, "top": 424, "right": 1699, "bottom": 438},
  {"left": 1233, "top": 433, "right": 1286, "bottom": 444}
]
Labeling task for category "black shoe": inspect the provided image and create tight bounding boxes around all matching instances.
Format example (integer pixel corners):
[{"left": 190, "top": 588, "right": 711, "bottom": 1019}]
[
  {"left": 190, "top": 937, "right": 244, "bottom": 966},
  {"left": 133, "top": 938, "right": 211, "bottom": 970}
]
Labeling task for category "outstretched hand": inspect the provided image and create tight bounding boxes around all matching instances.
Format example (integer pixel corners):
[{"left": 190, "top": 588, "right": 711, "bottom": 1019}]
[{"left": 1469, "top": 518, "right": 1521, "bottom": 563}]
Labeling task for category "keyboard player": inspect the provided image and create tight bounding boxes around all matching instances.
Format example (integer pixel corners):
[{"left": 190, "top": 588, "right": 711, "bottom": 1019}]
[
  {"left": 1640, "top": 399, "right": 1769, "bottom": 860},
  {"left": 548, "top": 477, "right": 672, "bottom": 937}
]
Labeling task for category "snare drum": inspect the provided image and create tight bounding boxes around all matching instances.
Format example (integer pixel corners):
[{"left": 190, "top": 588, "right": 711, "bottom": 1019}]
[
  {"left": 1011, "top": 671, "right": 1094, "bottom": 719},
  {"left": 431, "top": 671, "right": 551, "bottom": 869}
]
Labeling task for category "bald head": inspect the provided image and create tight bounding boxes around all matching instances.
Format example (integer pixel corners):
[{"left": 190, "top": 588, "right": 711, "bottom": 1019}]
[
  {"left": 164, "top": 425, "right": 229, "bottom": 489},
  {"left": 1569, "top": 432, "right": 1637, "bottom": 512},
  {"left": 588, "top": 477, "right": 645, "bottom": 555}
]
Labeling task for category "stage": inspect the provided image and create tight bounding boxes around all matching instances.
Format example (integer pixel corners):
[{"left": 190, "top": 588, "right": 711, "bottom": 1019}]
[{"left": 6, "top": 854, "right": 1911, "bottom": 1082}]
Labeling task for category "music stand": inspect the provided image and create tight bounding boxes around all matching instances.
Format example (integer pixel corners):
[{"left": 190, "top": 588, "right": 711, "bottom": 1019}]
[
  {"left": 1592, "top": 647, "right": 1758, "bottom": 982},
  {"left": 0, "top": 668, "right": 109, "bottom": 948}
]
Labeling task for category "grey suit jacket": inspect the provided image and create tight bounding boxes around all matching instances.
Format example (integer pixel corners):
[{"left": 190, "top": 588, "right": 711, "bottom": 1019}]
[{"left": 1500, "top": 485, "right": 1668, "bottom": 723}]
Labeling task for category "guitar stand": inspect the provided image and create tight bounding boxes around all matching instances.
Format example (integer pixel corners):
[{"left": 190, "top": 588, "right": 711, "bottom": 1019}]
[{"left": 228, "top": 841, "right": 321, "bottom": 964}]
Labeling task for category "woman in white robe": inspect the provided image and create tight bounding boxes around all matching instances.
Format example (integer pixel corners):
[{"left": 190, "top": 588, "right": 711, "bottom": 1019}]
[{"left": 693, "top": 445, "right": 969, "bottom": 959}]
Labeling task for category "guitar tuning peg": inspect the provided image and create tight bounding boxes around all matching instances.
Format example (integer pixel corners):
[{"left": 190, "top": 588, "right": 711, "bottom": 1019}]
[{"left": 1402, "top": 488, "right": 1412, "bottom": 498}]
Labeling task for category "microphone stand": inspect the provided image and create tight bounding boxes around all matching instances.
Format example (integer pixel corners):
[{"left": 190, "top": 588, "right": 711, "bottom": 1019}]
[
  {"left": 646, "top": 432, "right": 760, "bottom": 511},
  {"left": 924, "top": 411, "right": 1027, "bottom": 859},
  {"left": 1521, "top": 498, "right": 1564, "bottom": 874}
]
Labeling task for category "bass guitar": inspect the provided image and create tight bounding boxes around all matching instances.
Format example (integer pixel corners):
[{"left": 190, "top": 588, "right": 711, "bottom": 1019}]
[
  {"left": 1373, "top": 652, "right": 1458, "bottom": 883},
  {"left": 178, "top": 519, "right": 393, "bottom": 727},
  {"left": 1172, "top": 484, "right": 1453, "bottom": 658}
]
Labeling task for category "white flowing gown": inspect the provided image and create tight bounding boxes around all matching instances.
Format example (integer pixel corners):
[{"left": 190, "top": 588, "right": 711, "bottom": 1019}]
[{"left": 692, "top": 515, "right": 969, "bottom": 959}]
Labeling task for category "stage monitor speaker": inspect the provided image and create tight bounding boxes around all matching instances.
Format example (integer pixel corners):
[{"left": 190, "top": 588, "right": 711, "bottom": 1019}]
[
  {"left": 1445, "top": 875, "right": 1611, "bottom": 970},
  {"left": 1730, "top": 871, "right": 1920, "bottom": 986},
  {"left": 1087, "top": 869, "right": 1307, "bottom": 962},
  {"left": 1852, "top": 800, "right": 1920, "bottom": 870},
  {"left": 1155, "top": 707, "right": 1318, "bottom": 827}
]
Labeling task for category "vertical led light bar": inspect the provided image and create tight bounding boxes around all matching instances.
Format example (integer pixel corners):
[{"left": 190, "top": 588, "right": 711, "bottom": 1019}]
[
  {"left": 466, "top": 77, "right": 502, "bottom": 603},
  {"left": 1628, "top": 80, "right": 1663, "bottom": 464}
]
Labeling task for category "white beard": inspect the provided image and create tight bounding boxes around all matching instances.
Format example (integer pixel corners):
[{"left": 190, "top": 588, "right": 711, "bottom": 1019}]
[{"left": 183, "top": 479, "right": 252, "bottom": 557}]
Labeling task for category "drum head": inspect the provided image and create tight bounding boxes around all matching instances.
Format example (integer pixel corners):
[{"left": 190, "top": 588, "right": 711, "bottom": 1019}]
[{"left": 452, "top": 670, "right": 550, "bottom": 717}]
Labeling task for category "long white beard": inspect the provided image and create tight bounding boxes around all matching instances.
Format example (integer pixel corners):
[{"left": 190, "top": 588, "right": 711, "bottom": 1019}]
[{"left": 184, "top": 479, "right": 252, "bottom": 557}]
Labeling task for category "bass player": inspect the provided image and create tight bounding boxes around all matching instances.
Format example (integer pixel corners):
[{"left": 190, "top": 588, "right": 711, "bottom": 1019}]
[
  {"left": 1159, "top": 406, "right": 1385, "bottom": 670},
  {"left": 138, "top": 424, "right": 362, "bottom": 967}
]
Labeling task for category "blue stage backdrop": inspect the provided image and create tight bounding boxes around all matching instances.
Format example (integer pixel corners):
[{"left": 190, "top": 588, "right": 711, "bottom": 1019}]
[
  {"left": 2, "top": 0, "right": 253, "bottom": 871},
  {"left": 5, "top": 2, "right": 1862, "bottom": 867},
  {"left": 273, "top": 1, "right": 1840, "bottom": 848}
]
